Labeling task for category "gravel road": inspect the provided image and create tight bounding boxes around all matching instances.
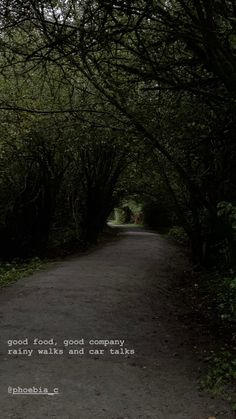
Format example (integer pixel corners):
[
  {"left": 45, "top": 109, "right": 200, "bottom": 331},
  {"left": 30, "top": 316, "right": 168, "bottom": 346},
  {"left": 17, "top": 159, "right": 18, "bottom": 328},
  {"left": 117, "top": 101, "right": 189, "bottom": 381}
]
[{"left": 0, "top": 226, "right": 234, "bottom": 419}]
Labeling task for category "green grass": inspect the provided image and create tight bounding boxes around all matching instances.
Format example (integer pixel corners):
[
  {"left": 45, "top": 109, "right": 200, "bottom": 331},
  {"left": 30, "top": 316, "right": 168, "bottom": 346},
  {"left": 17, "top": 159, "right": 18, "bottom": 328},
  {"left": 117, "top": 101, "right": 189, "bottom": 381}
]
[{"left": 0, "top": 257, "right": 42, "bottom": 288}]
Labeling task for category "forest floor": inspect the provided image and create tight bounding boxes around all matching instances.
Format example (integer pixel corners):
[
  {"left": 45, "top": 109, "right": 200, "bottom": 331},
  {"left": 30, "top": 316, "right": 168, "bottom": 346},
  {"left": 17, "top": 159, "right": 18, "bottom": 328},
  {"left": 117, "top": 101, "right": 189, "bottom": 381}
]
[{"left": 0, "top": 226, "right": 234, "bottom": 419}]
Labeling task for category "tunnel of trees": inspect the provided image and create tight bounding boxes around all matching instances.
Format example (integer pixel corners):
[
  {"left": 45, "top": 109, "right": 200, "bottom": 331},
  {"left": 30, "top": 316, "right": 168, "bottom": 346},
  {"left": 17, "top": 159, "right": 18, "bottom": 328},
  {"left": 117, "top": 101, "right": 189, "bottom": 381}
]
[
  {"left": 0, "top": 0, "right": 235, "bottom": 398},
  {"left": 0, "top": 1, "right": 235, "bottom": 270}
]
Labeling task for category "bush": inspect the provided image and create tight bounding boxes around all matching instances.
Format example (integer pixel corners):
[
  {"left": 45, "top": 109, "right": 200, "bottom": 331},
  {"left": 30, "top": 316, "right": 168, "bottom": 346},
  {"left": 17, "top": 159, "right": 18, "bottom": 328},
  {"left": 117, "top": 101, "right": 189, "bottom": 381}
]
[
  {"left": 168, "top": 226, "right": 189, "bottom": 243},
  {"left": 200, "top": 272, "right": 236, "bottom": 330},
  {"left": 197, "top": 271, "right": 236, "bottom": 400},
  {"left": 202, "top": 350, "right": 236, "bottom": 398},
  {"left": 114, "top": 208, "right": 129, "bottom": 224}
]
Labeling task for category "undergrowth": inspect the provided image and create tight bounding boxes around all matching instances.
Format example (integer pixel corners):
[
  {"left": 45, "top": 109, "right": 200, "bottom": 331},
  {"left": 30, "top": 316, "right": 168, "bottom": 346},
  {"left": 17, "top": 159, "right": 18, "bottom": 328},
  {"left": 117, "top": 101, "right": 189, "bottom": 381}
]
[
  {"left": 168, "top": 225, "right": 189, "bottom": 244},
  {"left": 197, "top": 271, "right": 236, "bottom": 408},
  {"left": 0, "top": 258, "right": 42, "bottom": 288},
  {"left": 201, "top": 350, "right": 236, "bottom": 412}
]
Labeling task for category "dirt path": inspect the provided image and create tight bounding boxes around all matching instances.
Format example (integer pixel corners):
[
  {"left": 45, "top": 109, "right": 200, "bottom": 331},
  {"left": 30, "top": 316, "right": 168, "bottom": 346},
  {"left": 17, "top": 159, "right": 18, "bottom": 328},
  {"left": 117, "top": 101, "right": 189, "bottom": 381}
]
[{"left": 0, "top": 227, "right": 233, "bottom": 419}]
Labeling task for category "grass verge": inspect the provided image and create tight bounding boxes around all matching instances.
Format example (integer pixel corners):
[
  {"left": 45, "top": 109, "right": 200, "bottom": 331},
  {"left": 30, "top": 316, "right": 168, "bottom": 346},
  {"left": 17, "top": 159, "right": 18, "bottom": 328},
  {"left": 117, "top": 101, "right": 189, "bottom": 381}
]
[{"left": 0, "top": 258, "right": 42, "bottom": 288}]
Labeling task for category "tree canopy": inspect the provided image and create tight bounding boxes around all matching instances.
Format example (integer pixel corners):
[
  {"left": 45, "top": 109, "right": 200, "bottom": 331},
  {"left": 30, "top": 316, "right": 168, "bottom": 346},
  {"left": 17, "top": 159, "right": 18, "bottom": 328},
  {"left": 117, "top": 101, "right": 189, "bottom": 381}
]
[{"left": 0, "top": 0, "right": 234, "bottom": 268}]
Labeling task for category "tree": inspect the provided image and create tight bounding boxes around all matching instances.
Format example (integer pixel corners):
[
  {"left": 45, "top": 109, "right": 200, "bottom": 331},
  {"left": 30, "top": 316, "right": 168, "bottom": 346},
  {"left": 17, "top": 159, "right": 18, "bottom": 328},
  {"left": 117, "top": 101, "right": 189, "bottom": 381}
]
[{"left": 0, "top": 0, "right": 235, "bottom": 265}]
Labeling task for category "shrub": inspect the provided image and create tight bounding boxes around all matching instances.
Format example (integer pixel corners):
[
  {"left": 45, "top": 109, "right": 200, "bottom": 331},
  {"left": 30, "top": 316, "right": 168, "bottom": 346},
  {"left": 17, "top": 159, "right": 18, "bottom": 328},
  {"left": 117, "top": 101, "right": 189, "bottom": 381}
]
[
  {"left": 202, "top": 350, "right": 236, "bottom": 398},
  {"left": 168, "top": 226, "right": 189, "bottom": 243},
  {"left": 200, "top": 272, "right": 236, "bottom": 329}
]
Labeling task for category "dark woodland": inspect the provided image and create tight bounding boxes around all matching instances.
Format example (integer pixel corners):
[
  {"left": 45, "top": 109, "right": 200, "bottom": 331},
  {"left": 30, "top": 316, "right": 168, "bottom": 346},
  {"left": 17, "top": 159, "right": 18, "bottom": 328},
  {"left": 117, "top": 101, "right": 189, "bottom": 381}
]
[{"left": 0, "top": 0, "right": 235, "bottom": 406}]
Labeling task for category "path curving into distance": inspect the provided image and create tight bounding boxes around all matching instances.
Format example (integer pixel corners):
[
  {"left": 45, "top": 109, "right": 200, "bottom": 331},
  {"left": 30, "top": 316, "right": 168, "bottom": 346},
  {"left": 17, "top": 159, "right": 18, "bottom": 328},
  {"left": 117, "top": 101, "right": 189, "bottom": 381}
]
[{"left": 0, "top": 226, "right": 233, "bottom": 418}]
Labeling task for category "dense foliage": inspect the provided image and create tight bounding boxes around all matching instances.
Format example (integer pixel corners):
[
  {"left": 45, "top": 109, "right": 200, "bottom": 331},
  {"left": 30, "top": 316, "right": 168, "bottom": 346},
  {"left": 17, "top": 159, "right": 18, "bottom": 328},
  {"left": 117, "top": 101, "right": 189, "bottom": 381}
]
[{"left": 0, "top": 0, "right": 235, "bottom": 364}]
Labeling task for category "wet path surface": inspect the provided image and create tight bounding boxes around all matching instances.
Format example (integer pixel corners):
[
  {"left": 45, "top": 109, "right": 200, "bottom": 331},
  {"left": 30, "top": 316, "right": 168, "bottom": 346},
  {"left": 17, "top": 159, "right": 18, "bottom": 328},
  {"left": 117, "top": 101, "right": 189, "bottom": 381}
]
[{"left": 0, "top": 227, "right": 233, "bottom": 418}]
